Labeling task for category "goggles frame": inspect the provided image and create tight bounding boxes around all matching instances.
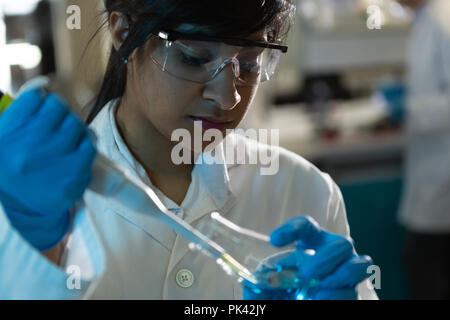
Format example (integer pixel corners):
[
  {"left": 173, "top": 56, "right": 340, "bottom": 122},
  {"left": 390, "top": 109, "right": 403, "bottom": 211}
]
[
  {"left": 146, "top": 30, "right": 288, "bottom": 85},
  {"left": 156, "top": 30, "right": 288, "bottom": 53}
]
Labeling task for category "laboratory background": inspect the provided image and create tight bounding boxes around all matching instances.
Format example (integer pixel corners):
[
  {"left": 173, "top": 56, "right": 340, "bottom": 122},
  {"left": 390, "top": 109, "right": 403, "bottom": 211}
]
[{"left": 1, "top": 0, "right": 449, "bottom": 300}]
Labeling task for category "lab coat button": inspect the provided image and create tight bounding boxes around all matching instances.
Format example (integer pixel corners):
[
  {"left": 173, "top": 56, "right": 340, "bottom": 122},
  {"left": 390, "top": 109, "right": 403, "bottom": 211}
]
[{"left": 175, "top": 269, "right": 194, "bottom": 288}]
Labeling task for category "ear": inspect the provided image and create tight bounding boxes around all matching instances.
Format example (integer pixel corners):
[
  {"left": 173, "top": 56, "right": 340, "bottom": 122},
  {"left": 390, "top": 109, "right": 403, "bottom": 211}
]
[{"left": 110, "top": 12, "right": 130, "bottom": 51}]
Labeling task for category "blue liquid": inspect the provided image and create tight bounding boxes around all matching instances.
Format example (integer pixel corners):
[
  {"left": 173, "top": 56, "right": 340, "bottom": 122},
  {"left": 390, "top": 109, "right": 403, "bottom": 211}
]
[{"left": 249, "top": 266, "right": 320, "bottom": 300}]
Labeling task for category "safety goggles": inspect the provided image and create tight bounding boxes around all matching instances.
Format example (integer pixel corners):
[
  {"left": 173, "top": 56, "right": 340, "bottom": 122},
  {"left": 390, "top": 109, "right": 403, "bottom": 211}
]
[{"left": 149, "top": 31, "right": 288, "bottom": 86}]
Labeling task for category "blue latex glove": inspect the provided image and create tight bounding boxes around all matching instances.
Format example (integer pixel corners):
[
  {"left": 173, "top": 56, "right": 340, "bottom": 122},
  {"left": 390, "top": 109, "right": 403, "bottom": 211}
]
[
  {"left": 243, "top": 216, "right": 373, "bottom": 300},
  {"left": 377, "top": 81, "right": 406, "bottom": 125},
  {"left": 0, "top": 89, "right": 97, "bottom": 251}
]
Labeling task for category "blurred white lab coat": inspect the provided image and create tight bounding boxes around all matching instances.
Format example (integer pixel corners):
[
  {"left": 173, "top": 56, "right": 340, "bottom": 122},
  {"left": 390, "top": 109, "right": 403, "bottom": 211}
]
[
  {"left": 0, "top": 98, "right": 378, "bottom": 299},
  {"left": 399, "top": 0, "right": 450, "bottom": 232}
]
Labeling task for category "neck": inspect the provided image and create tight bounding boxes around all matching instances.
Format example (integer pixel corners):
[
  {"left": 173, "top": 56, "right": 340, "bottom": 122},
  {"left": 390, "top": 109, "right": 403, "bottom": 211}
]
[{"left": 115, "top": 93, "right": 194, "bottom": 179}]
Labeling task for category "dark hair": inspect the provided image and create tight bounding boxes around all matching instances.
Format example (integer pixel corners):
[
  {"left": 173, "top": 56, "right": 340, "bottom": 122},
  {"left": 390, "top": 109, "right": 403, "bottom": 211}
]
[{"left": 83, "top": 0, "right": 296, "bottom": 124}]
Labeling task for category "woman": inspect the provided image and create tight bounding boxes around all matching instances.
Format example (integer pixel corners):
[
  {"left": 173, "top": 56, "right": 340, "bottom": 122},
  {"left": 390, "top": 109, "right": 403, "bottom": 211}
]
[{"left": 0, "top": 0, "right": 377, "bottom": 299}]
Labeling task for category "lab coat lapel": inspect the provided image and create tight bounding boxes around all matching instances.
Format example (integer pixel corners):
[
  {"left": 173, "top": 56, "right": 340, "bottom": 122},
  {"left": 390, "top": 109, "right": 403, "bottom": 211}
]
[{"left": 183, "top": 142, "right": 235, "bottom": 224}]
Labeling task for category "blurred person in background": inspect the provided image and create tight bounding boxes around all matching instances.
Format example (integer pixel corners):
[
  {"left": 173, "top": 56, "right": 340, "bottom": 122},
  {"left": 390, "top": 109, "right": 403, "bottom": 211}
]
[{"left": 397, "top": 0, "right": 450, "bottom": 299}]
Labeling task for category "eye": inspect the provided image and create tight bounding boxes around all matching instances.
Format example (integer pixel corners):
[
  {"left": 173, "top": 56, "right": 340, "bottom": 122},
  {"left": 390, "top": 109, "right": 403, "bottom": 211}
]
[
  {"left": 240, "top": 62, "right": 261, "bottom": 73},
  {"left": 179, "top": 51, "right": 211, "bottom": 67}
]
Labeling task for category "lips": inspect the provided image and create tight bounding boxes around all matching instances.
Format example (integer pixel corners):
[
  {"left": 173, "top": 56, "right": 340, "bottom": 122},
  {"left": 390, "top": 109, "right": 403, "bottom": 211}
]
[{"left": 189, "top": 116, "right": 233, "bottom": 131}]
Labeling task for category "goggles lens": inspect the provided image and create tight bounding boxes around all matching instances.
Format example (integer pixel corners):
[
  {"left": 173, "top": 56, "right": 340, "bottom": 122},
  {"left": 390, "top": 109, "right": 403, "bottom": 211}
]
[{"left": 150, "top": 35, "right": 283, "bottom": 86}]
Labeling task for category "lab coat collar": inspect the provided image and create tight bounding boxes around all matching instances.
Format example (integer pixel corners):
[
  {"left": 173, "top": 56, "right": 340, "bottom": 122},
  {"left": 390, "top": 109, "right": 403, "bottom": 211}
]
[{"left": 193, "top": 143, "right": 234, "bottom": 211}]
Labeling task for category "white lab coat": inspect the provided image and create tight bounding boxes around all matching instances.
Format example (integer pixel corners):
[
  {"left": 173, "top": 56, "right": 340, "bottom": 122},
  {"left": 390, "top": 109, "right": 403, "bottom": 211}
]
[
  {"left": 0, "top": 98, "right": 377, "bottom": 299},
  {"left": 398, "top": 0, "right": 450, "bottom": 232}
]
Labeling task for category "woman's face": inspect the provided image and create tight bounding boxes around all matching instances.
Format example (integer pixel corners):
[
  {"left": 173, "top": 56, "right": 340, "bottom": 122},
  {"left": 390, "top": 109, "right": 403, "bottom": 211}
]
[{"left": 111, "top": 13, "right": 265, "bottom": 153}]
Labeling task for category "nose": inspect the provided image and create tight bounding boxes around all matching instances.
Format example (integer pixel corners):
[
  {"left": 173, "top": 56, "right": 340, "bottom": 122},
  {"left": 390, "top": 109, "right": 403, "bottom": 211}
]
[{"left": 202, "top": 61, "right": 241, "bottom": 111}]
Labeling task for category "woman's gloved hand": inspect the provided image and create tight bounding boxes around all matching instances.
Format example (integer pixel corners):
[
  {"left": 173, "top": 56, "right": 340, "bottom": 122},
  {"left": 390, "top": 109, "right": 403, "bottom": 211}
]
[
  {"left": 0, "top": 89, "right": 97, "bottom": 251},
  {"left": 243, "top": 216, "right": 373, "bottom": 300}
]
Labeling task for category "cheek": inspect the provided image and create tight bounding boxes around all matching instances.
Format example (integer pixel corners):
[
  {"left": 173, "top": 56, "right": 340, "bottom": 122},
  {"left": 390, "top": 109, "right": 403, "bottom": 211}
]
[
  {"left": 136, "top": 62, "right": 201, "bottom": 135},
  {"left": 233, "top": 85, "right": 258, "bottom": 121}
]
